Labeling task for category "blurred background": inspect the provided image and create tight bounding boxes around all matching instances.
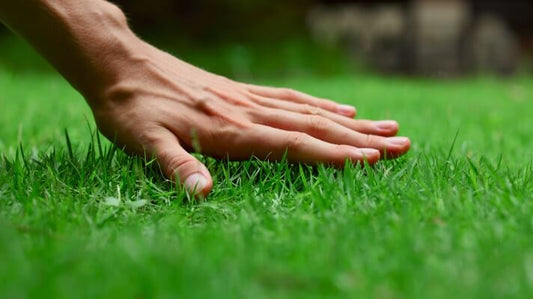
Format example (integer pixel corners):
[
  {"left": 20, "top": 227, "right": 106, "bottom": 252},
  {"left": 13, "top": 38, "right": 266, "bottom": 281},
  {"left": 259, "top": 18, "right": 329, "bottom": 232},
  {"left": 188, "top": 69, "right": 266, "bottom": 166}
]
[{"left": 1, "top": 0, "right": 532, "bottom": 78}]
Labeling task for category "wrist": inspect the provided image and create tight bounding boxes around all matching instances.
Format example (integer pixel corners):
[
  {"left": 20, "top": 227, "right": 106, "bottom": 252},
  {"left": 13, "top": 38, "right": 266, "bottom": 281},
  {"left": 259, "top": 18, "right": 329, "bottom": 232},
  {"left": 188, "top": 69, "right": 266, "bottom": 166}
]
[
  {"left": 49, "top": 1, "right": 144, "bottom": 100},
  {"left": 1, "top": 0, "right": 145, "bottom": 106}
]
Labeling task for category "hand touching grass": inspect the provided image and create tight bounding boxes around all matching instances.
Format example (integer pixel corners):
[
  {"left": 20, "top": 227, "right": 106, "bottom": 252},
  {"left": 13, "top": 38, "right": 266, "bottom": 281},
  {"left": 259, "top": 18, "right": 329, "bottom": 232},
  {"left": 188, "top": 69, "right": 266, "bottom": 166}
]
[
  {"left": 91, "top": 40, "right": 410, "bottom": 195},
  {"left": 0, "top": 0, "right": 410, "bottom": 196}
]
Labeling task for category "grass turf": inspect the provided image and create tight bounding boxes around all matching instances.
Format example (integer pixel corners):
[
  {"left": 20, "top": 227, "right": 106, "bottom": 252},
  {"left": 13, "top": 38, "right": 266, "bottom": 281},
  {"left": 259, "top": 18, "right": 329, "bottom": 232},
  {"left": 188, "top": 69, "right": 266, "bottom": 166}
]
[{"left": 1, "top": 62, "right": 533, "bottom": 297}]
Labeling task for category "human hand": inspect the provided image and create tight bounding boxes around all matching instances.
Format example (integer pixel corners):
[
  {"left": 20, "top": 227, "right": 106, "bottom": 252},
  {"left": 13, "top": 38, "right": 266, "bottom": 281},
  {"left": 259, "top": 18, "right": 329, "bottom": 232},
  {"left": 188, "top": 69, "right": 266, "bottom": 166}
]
[
  {"left": 90, "top": 41, "right": 410, "bottom": 196},
  {"left": 0, "top": 0, "right": 409, "bottom": 197}
]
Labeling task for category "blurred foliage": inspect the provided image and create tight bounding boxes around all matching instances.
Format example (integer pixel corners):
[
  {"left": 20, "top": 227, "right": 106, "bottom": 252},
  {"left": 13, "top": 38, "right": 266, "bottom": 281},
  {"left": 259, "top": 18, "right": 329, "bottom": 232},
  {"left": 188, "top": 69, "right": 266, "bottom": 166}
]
[
  {"left": 0, "top": 0, "right": 315, "bottom": 43},
  {"left": 2, "top": 0, "right": 364, "bottom": 79},
  {"left": 111, "top": 0, "right": 314, "bottom": 42},
  {"left": 2, "top": 0, "right": 531, "bottom": 77},
  {"left": 0, "top": 34, "right": 362, "bottom": 80}
]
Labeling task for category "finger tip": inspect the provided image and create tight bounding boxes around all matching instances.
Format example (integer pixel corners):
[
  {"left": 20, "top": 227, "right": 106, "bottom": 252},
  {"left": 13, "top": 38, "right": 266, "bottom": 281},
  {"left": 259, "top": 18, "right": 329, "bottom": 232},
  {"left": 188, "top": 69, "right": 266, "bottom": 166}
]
[
  {"left": 356, "top": 148, "right": 381, "bottom": 164},
  {"left": 337, "top": 105, "right": 357, "bottom": 118},
  {"left": 184, "top": 173, "right": 212, "bottom": 197},
  {"left": 397, "top": 136, "right": 411, "bottom": 152},
  {"left": 382, "top": 136, "right": 411, "bottom": 159},
  {"left": 375, "top": 120, "right": 400, "bottom": 135}
]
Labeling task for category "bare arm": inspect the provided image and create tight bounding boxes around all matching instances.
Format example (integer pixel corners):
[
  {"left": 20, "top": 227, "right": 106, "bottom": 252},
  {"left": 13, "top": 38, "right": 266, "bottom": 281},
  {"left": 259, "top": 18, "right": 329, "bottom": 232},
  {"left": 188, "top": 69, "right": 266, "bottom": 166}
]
[
  {"left": 0, "top": 1, "right": 140, "bottom": 101},
  {"left": 0, "top": 0, "right": 410, "bottom": 196}
]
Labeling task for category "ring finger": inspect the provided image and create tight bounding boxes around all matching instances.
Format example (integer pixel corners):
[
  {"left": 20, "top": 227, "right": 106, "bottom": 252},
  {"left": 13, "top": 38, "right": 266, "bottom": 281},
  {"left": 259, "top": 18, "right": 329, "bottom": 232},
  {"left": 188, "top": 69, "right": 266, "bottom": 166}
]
[
  {"left": 248, "top": 94, "right": 399, "bottom": 137},
  {"left": 250, "top": 108, "right": 410, "bottom": 158}
]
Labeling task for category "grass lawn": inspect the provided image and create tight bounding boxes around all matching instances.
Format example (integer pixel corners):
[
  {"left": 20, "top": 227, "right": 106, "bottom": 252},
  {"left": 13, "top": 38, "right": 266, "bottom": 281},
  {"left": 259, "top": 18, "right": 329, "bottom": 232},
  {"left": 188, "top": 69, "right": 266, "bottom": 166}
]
[{"left": 1, "top": 46, "right": 533, "bottom": 298}]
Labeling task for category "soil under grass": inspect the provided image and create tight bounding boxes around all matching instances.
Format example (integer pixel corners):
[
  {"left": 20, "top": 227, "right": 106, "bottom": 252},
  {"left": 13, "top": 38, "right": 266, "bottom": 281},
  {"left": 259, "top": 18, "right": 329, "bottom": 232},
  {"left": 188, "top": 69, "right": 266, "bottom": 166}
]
[{"left": 1, "top": 64, "right": 532, "bottom": 297}]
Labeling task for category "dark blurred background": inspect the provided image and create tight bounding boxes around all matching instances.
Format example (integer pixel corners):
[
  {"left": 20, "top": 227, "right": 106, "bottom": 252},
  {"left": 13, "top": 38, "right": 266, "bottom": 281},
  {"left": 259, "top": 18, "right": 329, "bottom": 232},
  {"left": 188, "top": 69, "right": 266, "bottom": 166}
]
[{"left": 1, "top": 0, "right": 532, "bottom": 77}]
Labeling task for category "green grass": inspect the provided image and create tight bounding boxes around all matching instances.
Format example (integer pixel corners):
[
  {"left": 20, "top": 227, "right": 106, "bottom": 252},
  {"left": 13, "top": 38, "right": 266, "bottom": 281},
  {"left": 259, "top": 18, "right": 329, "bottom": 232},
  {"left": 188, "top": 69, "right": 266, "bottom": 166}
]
[{"left": 1, "top": 51, "right": 533, "bottom": 298}]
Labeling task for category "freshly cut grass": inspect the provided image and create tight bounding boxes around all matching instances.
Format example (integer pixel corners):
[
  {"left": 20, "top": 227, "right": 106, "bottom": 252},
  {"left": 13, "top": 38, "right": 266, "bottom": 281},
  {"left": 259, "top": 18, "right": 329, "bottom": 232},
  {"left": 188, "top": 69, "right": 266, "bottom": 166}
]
[{"left": 1, "top": 65, "right": 532, "bottom": 298}]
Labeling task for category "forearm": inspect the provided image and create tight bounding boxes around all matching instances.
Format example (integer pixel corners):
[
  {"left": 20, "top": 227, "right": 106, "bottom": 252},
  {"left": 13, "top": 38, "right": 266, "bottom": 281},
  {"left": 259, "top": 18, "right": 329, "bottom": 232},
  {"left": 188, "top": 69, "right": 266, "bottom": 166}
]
[{"left": 0, "top": 0, "right": 140, "bottom": 101}]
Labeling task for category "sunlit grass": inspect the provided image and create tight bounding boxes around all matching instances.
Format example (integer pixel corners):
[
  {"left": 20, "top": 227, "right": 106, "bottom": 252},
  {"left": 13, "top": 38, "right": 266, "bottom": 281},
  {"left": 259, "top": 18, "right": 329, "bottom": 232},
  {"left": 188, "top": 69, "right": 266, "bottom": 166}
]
[{"left": 1, "top": 56, "right": 533, "bottom": 297}]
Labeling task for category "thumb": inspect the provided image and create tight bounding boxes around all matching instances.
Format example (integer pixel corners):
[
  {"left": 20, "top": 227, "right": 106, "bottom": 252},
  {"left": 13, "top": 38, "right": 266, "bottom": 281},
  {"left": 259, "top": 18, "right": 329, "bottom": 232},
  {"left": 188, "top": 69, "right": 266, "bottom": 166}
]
[{"left": 151, "top": 131, "right": 213, "bottom": 197}]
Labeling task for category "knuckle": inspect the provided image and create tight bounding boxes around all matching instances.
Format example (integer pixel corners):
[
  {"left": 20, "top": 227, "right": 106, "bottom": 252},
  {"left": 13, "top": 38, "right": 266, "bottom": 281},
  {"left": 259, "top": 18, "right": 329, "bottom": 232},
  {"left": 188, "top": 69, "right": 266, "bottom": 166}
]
[
  {"left": 241, "top": 105, "right": 259, "bottom": 121},
  {"left": 281, "top": 88, "right": 298, "bottom": 98},
  {"left": 302, "top": 104, "right": 321, "bottom": 115},
  {"left": 308, "top": 115, "right": 331, "bottom": 134},
  {"left": 364, "top": 133, "right": 377, "bottom": 146},
  {"left": 218, "top": 114, "right": 253, "bottom": 130},
  {"left": 193, "top": 94, "right": 214, "bottom": 109},
  {"left": 334, "top": 144, "right": 352, "bottom": 161},
  {"left": 164, "top": 153, "right": 197, "bottom": 176},
  {"left": 285, "top": 132, "right": 308, "bottom": 151},
  {"left": 209, "top": 121, "right": 251, "bottom": 145},
  {"left": 138, "top": 131, "right": 165, "bottom": 148},
  {"left": 157, "top": 149, "right": 175, "bottom": 165},
  {"left": 248, "top": 94, "right": 269, "bottom": 107},
  {"left": 247, "top": 106, "right": 272, "bottom": 123}
]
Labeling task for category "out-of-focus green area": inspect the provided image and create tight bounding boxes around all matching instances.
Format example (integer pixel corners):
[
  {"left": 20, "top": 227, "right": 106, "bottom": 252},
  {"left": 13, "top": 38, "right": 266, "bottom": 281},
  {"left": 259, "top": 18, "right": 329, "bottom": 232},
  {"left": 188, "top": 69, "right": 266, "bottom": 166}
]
[
  {"left": 0, "top": 0, "right": 339, "bottom": 79},
  {"left": 0, "top": 33, "right": 360, "bottom": 80},
  {"left": 1, "top": 0, "right": 533, "bottom": 77},
  {"left": 112, "top": 0, "right": 312, "bottom": 42}
]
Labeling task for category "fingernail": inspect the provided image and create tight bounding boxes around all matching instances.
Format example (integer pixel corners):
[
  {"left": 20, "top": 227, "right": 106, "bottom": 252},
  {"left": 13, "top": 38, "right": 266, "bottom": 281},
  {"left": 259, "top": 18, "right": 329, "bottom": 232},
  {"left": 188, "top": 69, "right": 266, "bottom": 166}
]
[
  {"left": 337, "top": 105, "right": 356, "bottom": 116},
  {"left": 386, "top": 137, "right": 409, "bottom": 147},
  {"left": 184, "top": 173, "right": 208, "bottom": 194},
  {"left": 375, "top": 120, "right": 398, "bottom": 130}
]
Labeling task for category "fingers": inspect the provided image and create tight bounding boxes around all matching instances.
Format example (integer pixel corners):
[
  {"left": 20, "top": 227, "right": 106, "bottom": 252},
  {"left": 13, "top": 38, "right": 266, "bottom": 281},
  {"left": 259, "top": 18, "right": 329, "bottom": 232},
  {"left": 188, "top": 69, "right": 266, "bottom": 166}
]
[
  {"left": 248, "top": 95, "right": 399, "bottom": 137},
  {"left": 251, "top": 109, "right": 410, "bottom": 158},
  {"left": 238, "top": 124, "right": 381, "bottom": 167},
  {"left": 244, "top": 84, "right": 356, "bottom": 118},
  {"left": 150, "top": 130, "right": 213, "bottom": 197}
]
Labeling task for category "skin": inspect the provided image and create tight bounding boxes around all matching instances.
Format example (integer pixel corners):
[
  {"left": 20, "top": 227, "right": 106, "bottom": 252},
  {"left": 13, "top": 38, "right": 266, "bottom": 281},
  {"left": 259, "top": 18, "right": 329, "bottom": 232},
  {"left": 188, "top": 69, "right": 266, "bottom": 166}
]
[{"left": 0, "top": 0, "right": 410, "bottom": 197}]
